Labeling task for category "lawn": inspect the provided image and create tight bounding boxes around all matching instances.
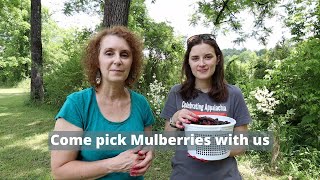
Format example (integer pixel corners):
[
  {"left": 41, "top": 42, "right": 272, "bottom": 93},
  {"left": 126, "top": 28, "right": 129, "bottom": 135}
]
[
  {"left": 0, "top": 88, "right": 283, "bottom": 179},
  {"left": 0, "top": 88, "right": 55, "bottom": 179}
]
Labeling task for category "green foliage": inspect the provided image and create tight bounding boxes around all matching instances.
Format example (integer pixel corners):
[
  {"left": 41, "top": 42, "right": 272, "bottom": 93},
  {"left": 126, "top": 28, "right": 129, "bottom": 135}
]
[
  {"left": 41, "top": 6, "right": 95, "bottom": 107},
  {"left": 44, "top": 30, "right": 90, "bottom": 107},
  {"left": 143, "top": 74, "right": 167, "bottom": 131},
  {"left": 0, "top": 0, "right": 31, "bottom": 85},
  {"left": 193, "top": 0, "right": 320, "bottom": 45},
  {"left": 127, "top": 0, "right": 184, "bottom": 130},
  {"left": 269, "top": 39, "right": 320, "bottom": 146},
  {"left": 42, "top": 13, "right": 72, "bottom": 73},
  {"left": 284, "top": 0, "right": 320, "bottom": 41},
  {"left": 241, "top": 39, "right": 320, "bottom": 178},
  {"left": 225, "top": 50, "right": 257, "bottom": 86},
  {"left": 191, "top": 0, "right": 278, "bottom": 44},
  {"left": 44, "top": 53, "right": 85, "bottom": 107},
  {"left": 0, "top": 1, "right": 72, "bottom": 86},
  {"left": 222, "top": 48, "right": 247, "bottom": 61},
  {"left": 224, "top": 39, "right": 319, "bottom": 178},
  {"left": 278, "top": 146, "right": 320, "bottom": 179},
  {"left": 61, "top": 0, "right": 185, "bottom": 91},
  {"left": 225, "top": 57, "right": 241, "bottom": 84},
  {"left": 63, "top": 0, "right": 102, "bottom": 16},
  {"left": 128, "top": 0, "right": 184, "bottom": 91},
  {"left": 252, "top": 58, "right": 268, "bottom": 79},
  {"left": 135, "top": 20, "right": 184, "bottom": 95}
]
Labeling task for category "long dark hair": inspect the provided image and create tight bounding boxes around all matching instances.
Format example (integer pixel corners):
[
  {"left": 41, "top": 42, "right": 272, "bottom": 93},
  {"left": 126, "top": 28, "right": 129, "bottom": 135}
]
[{"left": 180, "top": 35, "right": 228, "bottom": 102}]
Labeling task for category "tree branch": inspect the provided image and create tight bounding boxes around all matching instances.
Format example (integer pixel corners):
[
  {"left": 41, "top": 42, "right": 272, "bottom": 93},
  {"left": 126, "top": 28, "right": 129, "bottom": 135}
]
[{"left": 214, "top": 0, "right": 231, "bottom": 25}]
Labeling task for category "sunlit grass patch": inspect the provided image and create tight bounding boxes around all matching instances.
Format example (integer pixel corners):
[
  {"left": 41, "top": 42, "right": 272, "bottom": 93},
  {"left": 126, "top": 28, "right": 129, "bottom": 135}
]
[
  {"left": 0, "top": 112, "right": 13, "bottom": 117},
  {"left": 0, "top": 134, "right": 15, "bottom": 140},
  {"left": 6, "top": 133, "right": 48, "bottom": 152},
  {"left": 0, "top": 88, "right": 29, "bottom": 94},
  {"left": 27, "top": 120, "right": 43, "bottom": 126}
]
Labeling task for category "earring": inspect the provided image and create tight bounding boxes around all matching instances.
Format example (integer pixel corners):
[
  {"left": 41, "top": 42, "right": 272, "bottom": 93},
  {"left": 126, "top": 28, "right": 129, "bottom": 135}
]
[{"left": 96, "top": 70, "right": 101, "bottom": 85}]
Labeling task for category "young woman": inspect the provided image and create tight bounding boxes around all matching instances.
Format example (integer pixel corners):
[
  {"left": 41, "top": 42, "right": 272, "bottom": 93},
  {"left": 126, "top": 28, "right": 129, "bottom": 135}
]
[{"left": 161, "top": 34, "right": 251, "bottom": 179}]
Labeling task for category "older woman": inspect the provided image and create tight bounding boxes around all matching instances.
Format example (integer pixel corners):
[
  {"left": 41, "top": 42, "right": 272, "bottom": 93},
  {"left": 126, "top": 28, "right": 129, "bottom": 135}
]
[
  {"left": 161, "top": 34, "right": 251, "bottom": 179},
  {"left": 51, "top": 26, "right": 154, "bottom": 179}
]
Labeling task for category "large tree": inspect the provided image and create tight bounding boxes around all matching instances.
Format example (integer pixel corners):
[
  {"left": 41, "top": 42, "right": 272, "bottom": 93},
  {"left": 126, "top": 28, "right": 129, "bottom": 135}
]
[
  {"left": 30, "top": 0, "right": 44, "bottom": 101},
  {"left": 64, "top": 0, "right": 131, "bottom": 27},
  {"left": 103, "top": 0, "right": 131, "bottom": 27}
]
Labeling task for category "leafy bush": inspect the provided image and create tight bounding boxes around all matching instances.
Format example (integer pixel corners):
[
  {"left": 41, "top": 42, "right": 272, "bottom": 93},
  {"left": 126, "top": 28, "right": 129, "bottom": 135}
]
[
  {"left": 44, "top": 49, "right": 86, "bottom": 107},
  {"left": 44, "top": 30, "right": 91, "bottom": 107},
  {"left": 143, "top": 74, "right": 168, "bottom": 131},
  {"left": 244, "top": 39, "right": 320, "bottom": 179},
  {"left": 269, "top": 39, "right": 320, "bottom": 147},
  {"left": 225, "top": 39, "right": 319, "bottom": 178}
]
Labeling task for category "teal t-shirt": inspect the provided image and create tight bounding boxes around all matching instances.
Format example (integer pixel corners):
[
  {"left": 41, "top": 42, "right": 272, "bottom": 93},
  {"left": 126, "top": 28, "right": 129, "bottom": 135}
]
[{"left": 55, "top": 87, "right": 155, "bottom": 180}]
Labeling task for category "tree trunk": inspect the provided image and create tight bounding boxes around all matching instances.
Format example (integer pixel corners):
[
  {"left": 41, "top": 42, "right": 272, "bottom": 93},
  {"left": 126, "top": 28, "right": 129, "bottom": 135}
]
[
  {"left": 271, "top": 128, "right": 280, "bottom": 168},
  {"left": 103, "top": 0, "right": 131, "bottom": 27},
  {"left": 30, "top": 0, "right": 44, "bottom": 102}
]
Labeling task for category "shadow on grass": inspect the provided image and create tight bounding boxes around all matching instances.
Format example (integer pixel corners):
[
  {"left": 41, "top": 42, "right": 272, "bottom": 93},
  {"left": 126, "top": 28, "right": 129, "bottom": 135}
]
[{"left": 0, "top": 90, "right": 55, "bottom": 179}]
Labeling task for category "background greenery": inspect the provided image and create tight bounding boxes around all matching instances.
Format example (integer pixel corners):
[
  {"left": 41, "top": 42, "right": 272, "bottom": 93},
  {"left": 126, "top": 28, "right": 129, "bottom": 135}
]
[{"left": 0, "top": 0, "right": 319, "bottom": 179}]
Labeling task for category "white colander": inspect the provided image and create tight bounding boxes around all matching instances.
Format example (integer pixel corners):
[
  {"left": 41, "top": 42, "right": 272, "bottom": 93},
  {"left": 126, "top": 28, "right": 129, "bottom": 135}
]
[{"left": 183, "top": 115, "right": 236, "bottom": 161}]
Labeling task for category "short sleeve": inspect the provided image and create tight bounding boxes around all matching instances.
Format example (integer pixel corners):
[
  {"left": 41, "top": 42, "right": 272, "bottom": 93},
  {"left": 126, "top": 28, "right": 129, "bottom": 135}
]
[
  {"left": 142, "top": 96, "right": 155, "bottom": 127},
  {"left": 55, "top": 96, "right": 84, "bottom": 129},
  {"left": 232, "top": 87, "right": 252, "bottom": 127},
  {"left": 160, "top": 85, "right": 178, "bottom": 120}
]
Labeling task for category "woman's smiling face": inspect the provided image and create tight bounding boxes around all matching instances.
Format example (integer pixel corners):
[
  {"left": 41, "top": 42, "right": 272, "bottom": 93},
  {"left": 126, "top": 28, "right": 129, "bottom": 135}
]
[
  {"left": 188, "top": 42, "right": 219, "bottom": 83},
  {"left": 98, "top": 35, "right": 133, "bottom": 85}
]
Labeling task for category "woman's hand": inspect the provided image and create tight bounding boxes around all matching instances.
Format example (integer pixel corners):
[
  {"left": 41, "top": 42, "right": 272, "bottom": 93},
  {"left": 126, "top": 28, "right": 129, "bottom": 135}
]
[
  {"left": 229, "top": 124, "right": 248, "bottom": 157},
  {"left": 173, "top": 109, "right": 199, "bottom": 129},
  {"left": 129, "top": 149, "right": 154, "bottom": 176},
  {"left": 112, "top": 148, "right": 142, "bottom": 173}
]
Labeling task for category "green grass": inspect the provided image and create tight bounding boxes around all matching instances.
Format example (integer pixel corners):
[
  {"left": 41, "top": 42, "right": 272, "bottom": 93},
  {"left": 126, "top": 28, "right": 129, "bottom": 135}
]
[
  {"left": 0, "top": 88, "right": 288, "bottom": 179},
  {"left": 0, "top": 88, "right": 55, "bottom": 179},
  {"left": 145, "top": 150, "right": 174, "bottom": 180}
]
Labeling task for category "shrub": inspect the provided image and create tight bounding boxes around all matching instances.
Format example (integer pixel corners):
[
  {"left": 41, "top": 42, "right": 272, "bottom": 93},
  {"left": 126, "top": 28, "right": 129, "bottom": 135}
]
[
  {"left": 43, "top": 29, "right": 91, "bottom": 108},
  {"left": 44, "top": 50, "right": 86, "bottom": 108}
]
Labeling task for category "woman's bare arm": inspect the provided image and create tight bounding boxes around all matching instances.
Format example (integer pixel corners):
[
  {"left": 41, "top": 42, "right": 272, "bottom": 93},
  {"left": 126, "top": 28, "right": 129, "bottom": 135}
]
[{"left": 51, "top": 118, "right": 139, "bottom": 179}]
